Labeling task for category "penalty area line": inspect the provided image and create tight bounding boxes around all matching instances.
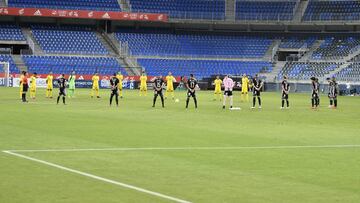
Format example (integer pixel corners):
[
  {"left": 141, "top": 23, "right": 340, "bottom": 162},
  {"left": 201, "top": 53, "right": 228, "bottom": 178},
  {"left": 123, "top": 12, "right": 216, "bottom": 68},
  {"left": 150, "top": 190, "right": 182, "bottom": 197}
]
[
  {"left": 5, "top": 144, "right": 360, "bottom": 153},
  {"left": 2, "top": 150, "right": 191, "bottom": 203}
]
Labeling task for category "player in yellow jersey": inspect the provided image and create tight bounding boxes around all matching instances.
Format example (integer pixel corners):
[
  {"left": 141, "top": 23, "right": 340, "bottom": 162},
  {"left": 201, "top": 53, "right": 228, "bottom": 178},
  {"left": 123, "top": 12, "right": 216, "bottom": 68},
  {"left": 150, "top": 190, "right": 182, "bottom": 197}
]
[
  {"left": 139, "top": 72, "right": 148, "bottom": 96},
  {"left": 91, "top": 72, "right": 100, "bottom": 98},
  {"left": 29, "top": 72, "right": 37, "bottom": 99},
  {"left": 46, "top": 71, "right": 53, "bottom": 98},
  {"left": 19, "top": 71, "right": 25, "bottom": 99},
  {"left": 116, "top": 71, "right": 124, "bottom": 98},
  {"left": 165, "top": 72, "right": 176, "bottom": 100},
  {"left": 213, "top": 75, "right": 222, "bottom": 101},
  {"left": 241, "top": 73, "right": 250, "bottom": 102}
]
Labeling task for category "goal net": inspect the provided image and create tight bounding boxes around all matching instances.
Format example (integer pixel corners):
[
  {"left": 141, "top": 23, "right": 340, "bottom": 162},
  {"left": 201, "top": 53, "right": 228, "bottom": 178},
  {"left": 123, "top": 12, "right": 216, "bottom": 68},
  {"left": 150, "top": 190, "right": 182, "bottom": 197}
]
[{"left": 0, "top": 62, "right": 10, "bottom": 87}]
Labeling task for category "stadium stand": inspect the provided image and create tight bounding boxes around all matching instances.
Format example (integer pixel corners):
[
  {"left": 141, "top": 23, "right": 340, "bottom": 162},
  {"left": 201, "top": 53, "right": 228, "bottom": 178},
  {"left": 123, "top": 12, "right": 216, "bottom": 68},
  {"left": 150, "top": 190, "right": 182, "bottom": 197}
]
[
  {"left": 303, "top": 0, "right": 360, "bottom": 21},
  {"left": 278, "top": 62, "right": 341, "bottom": 80},
  {"left": 312, "top": 37, "right": 360, "bottom": 60},
  {"left": 128, "top": 0, "right": 225, "bottom": 19},
  {"left": 138, "top": 58, "right": 272, "bottom": 79},
  {"left": 22, "top": 55, "right": 125, "bottom": 76},
  {"left": 0, "top": 55, "right": 20, "bottom": 74},
  {"left": 31, "top": 25, "right": 108, "bottom": 55},
  {"left": 235, "top": 0, "right": 297, "bottom": 21},
  {"left": 116, "top": 29, "right": 272, "bottom": 58},
  {"left": 334, "top": 63, "right": 360, "bottom": 82},
  {"left": 8, "top": 0, "right": 121, "bottom": 11},
  {"left": 0, "top": 24, "right": 25, "bottom": 41},
  {"left": 279, "top": 37, "right": 316, "bottom": 49}
]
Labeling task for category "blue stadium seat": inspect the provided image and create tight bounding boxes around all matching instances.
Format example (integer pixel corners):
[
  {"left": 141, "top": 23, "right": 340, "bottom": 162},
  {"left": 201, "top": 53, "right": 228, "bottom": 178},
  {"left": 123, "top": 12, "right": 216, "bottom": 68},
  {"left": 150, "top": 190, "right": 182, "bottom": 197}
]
[
  {"left": 138, "top": 58, "right": 272, "bottom": 79},
  {"left": 312, "top": 37, "right": 360, "bottom": 60},
  {"left": 31, "top": 25, "right": 108, "bottom": 55},
  {"left": 8, "top": 0, "right": 121, "bottom": 11},
  {"left": 116, "top": 29, "right": 272, "bottom": 58},
  {"left": 279, "top": 37, "right": 317, "bottom": 49},
  {"left": 236, "top": 0, "right": 297, "bottom": 21},
  {"left": 303, "top": 0, "right": 360, "bottom": 21},
  {"left": 0, "top": 55, "right": 20, "bottom": 74},
  {"left": 278, "top": 62, "right": 340, "bottom": 80},
  {"left": 129, "top": 0, "right": 225, "bottom": 20},
  {"left": 22, "top": 55, "right": 125, "bottom": 76},
  {"left": 0, "top": 24, "right": 25, "bottom": 41}
]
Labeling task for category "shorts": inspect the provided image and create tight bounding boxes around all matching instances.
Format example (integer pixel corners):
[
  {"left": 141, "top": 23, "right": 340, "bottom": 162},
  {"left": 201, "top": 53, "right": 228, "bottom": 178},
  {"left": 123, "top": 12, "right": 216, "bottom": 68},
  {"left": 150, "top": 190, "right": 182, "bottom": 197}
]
[
  {"left": 47, "top": 85, "right": 53, "bottom": 90},
  {"left": 22, "top": 84, "right": 28, "bottom": 92},
  {"left": 214, "top": 88, "right": 221, "bottom": 94},
  {"left": 282, "top": 93, "right": 289, "bottom": 100},
  {"left": 224, "top": 90, "right": 233, "bottom": 96},
  {"left": 59, "top": 88, "right": 66, "bottom": 96},
  {"left": 166, "top": 86, "right": 174, "bottom": 91},
  {"left": 253, "top": 90, "right": 261, "bottom": 97},
  {"left": 312, "top": 92, "right": 319, "bottom": 99},
  {"left": 111, "top": 88, "right": 118, "bottom": 96},
  {"left": 68, "top": 84, "right": 75, "bottom": 90},
  {"left": 92, "top": 85, "right": 99, "bottom": 90},
  {"left": 328, "top": 93, "right": 337, "bottom": 99},
  {"left": 140, "top": 85, "right": 147, "bottom": 91},
  {"left": 187, "top": 90, "right": 196, "bottom": 98},
  {"left": 154, "top": 90, "right": 163, "bottom": 96}
]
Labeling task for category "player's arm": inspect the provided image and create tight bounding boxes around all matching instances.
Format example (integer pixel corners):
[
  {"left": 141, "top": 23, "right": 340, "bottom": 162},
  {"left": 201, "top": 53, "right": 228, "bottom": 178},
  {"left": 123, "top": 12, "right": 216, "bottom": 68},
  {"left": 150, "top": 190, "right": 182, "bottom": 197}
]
[{"left": 173, "top": 77, "right": 177, "bottom": 83}]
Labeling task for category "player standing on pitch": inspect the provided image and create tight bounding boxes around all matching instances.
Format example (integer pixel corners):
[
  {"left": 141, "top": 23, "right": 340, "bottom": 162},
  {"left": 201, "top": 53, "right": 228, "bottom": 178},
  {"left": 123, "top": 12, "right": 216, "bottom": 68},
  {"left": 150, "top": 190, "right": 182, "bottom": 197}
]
[
  {"left": 57, "top": 74, "right": 67, "bottom": 105},
  {"left": 152, "top": 75, "right": 165, "bottom": 108},
  {"left": 213, "top": 75, "right": 222, "bottom": 101},
  {"left": 68, "top": 71, "right": 76, "bottom": 98},
  {"left": 165, "top": 72, "right": 176, "bottom": 100},
  {"left": 29, "top": 72, "right": 37, "bottom": 99},
  {"left": 281, "top": 76, "right": 290, "bottom": 109},
  {"left": 327, "top": 77, "right": 338, "bottom": 109},
  {"left": 310, "top": 77, "right": 320, "bottom": 109},
  {"left": 46, "top": 71, "right": 53, "bottom": 99},
  {"left": 91, "top": 72, "right": 100, "bottom": 98},
  {"left": 109, "top": 73, "right": 120, "bottom": 107},
  {"left": 186, "top": 74, "right": 198, "bottom": 109},
  {"left": 116, "top": 71, "right": 124, "bottom": 99},
  {"left": 251, "top": 74, "right": 263, "bottom": 109},
  {"left": 222, "top": 75, "right": 235, "bottom": 109},
  {"left": 20, "top": 71, "right": 29, "bottom": 103},
  {"left": 241, "top": 73, "right": 250, "bottom": 102}
]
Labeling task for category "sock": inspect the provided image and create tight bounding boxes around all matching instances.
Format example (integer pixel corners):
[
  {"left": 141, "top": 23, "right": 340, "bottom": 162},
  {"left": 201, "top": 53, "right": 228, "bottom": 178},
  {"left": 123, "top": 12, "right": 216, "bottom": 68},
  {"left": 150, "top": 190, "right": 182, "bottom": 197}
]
[
  {"left": 334, "top": 99, "right": 337, "bottom": 107},
  {"left": 253, "top": 97, "right": 256, "bottom": 107},
  {"left": 153, "top": 95, "right": 157, "bottom": 106},
  {"left": 286, "top": 100, "right": 289, "bottom": 107},
  {"left": 258, "top": 97, "right": 261, "bottom": 106},
  {"left": 160, "top": 95, "right": 164, "bottom": 107},
  {"left": 229, "top": 96, "right": 233, "bottom": 107},
  {"left": 57, "top": 96, "right": 60, "bottom": 104},
  {"left": 186, "top": 98, "right": 190, "bottom": 108},
  {"left": 115, "top": 96, "right": 119, "bottom": 106},
  {"left": 62, "top": 96, "right": 65, "bottom": 104},
  {"left": 330, "top": 100, "right": 333, "bottom": 106},
  {"left": 171, "top": 91, "right": 175, "bottom": 99},
  {"left": 194, "top": 97, "right": 197, "bottom": 108},
  {"left": 22, "top": 93, "right": 26, "bottom": 102},
  {"left": 245, "top": 93, "right": 249, "bottom": 102},
  {"left": 96, "top": 90, "right": 99, "bottom": 97},
  {"left": 282, "top": 100, "right": 285, "bottom": 107},
  {"left": 110, "top": 94, "right": 114, "bottom": 105},
  {"left": 119, "top": 90, "right": 122, "bottom": 97},
  {"left": 311, "top": 98, "right": 314, "bottom": 107}
]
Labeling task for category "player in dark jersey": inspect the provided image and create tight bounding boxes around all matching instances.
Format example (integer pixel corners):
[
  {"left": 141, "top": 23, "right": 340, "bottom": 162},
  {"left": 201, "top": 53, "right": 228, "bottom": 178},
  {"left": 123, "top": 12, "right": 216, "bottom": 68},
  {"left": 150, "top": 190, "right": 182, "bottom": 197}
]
[
  {"left": 186, "top": 74, "right": 198, "bottom": 109},
  {"left": 315, "top": 78, "right": 320, "bottom": 106},
  {"left": 327, "top": 77, "right": 338, "bottom": 109},
  {"left": 310, "top": 77, "right": 320, "bottom": 109},
  {"left": 281, "top": 76, "right": 290, "bottom": 109},
  {"left": 251, "top": 74, "right": 262, "bottom": 109},
  {"left": 152, "top": 75, "right": 165, "bottom": 108},
  {"left": 57, "top": 74, "right": 67, "bottom": 105},
  {"left": 109, "top": 73, "right": 120, "bottom": 107}
]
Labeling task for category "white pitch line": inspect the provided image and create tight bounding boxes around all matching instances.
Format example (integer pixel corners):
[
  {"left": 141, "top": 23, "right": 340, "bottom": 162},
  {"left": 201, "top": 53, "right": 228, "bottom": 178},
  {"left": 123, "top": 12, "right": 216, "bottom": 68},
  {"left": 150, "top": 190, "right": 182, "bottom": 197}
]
[
  {"left": 2, "top": 150, "right": 191, "bottom": 203},
  {"left": 5, "top": 144, "right": 360, "bottom": 153}
]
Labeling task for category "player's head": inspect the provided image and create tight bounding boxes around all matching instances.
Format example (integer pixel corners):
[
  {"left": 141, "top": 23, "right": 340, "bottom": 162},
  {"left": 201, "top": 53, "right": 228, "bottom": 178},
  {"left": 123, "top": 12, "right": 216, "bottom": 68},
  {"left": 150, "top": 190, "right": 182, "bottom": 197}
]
[
  {"left": 71, "top": 71, "right": 75, "bottom": 75},
  {"left": 311, "top": 77, "right": 316, "bottom": 81},
  {"left": 159, "top": 75, "right": 163, "bottom": 79},
  {"left": 332, "top": 76, "right": 336, "bottom": 81},
  {"left": 33, "top": 72, "right": 37, "bottom": 76},
  {"left": 113, "top": 73, "right": 117, "bottom": 77},
  {"left": 326, "top": 77, "right": 331, "bottom": 82},
  {"left": 216, "top": 75, "right": 220, "bottom": 79},
  {"left": 243, "top": 73, "right": 246, "bottom": 77},
  {"left": 23, "top": 71, "right": 27, "bottom": 76},
  {"left": 49, "top": 71, "right": 53, "bottom": 74},
  {"left": 95, "top": 72, "right": 98, "bottom": 76},
  {"left": 168, "top": 72, "right": 172, "bottom": 76},
  {"left": 61, "top": 74, "right": 65, "bottom": 78},
  {"left": 283, "top": 75, "right": 288, "bottom": 81},
  {"left": 117, "top": 71, "right": 121, "bottom": 75},
  {"left": 254, "top": 74, "right": 258, "bottom": 79},
  {"left": 190, "top": 74, "right": 194, "bottom": 79},
  {"left": 142, "top": 71, "right": 145, "bottom": 76}
]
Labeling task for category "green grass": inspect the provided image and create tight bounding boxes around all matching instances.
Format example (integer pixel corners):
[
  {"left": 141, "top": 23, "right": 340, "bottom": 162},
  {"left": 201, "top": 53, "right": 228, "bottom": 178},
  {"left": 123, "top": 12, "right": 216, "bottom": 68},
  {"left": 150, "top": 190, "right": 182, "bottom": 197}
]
[{"left": 0, "top": 87, "right": 360, "bottom": 203}]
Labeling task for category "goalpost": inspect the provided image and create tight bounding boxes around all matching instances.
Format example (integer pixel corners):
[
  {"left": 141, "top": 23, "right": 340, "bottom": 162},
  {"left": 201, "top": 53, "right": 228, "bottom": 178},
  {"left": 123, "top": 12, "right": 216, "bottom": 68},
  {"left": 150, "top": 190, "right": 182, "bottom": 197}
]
[{"left": 0, "top": 62, "right": 10, "bottom": 87}]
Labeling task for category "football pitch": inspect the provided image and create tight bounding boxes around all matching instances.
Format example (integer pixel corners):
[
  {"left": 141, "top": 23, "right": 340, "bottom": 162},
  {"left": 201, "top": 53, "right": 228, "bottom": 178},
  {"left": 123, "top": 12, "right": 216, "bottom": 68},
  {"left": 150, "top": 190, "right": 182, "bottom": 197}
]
[{"left": 1, "top": 87, "right": 360, "bottom": 203}]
